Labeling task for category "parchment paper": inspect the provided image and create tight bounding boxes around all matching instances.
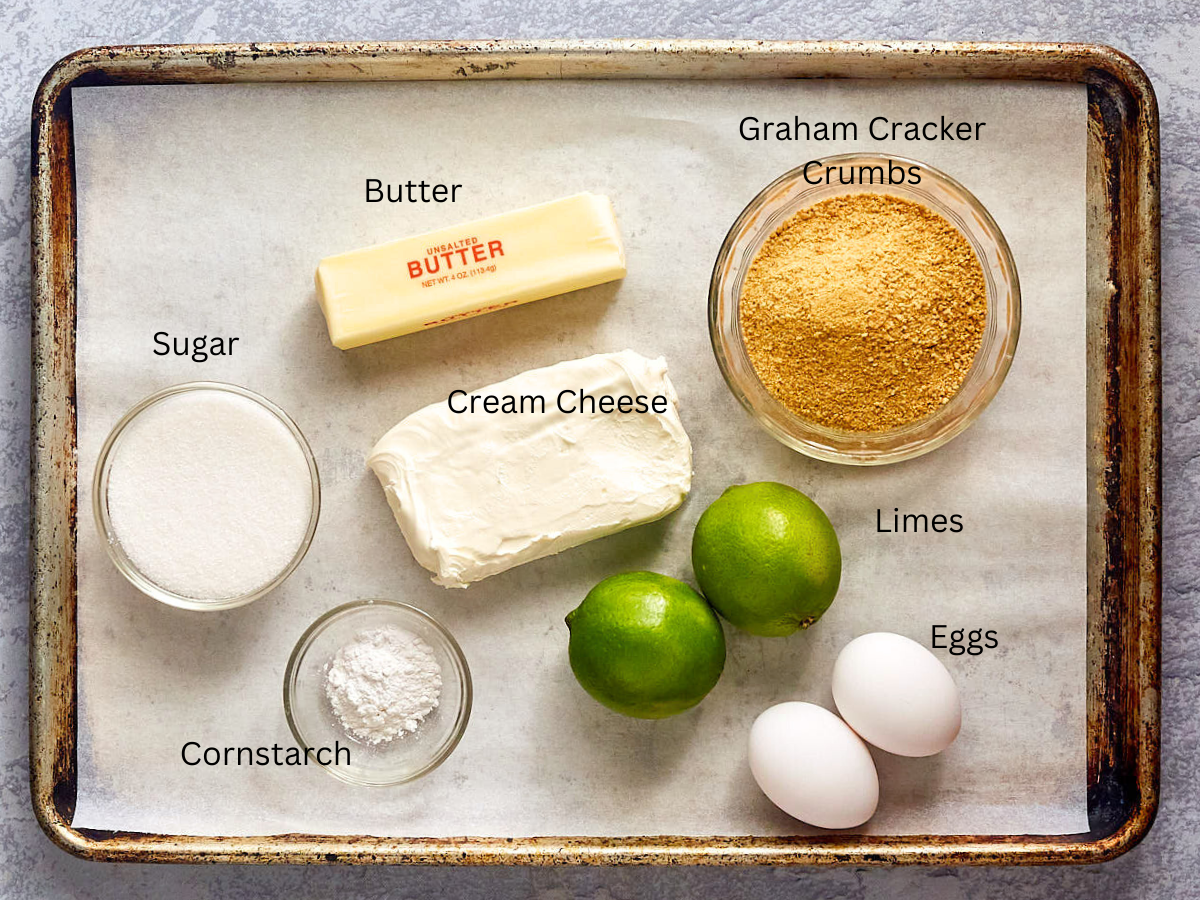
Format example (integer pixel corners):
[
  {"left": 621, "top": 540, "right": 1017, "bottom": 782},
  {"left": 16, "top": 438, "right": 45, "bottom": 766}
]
[{"left": 70, "top": 79, "right": 1087, "bottom": 836}]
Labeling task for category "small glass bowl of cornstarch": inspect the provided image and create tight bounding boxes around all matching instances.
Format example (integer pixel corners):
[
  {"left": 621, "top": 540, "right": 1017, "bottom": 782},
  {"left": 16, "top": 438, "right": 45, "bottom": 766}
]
[
  {"left": 710, "top": 153, "right": 1020, "bottom": 465},
  {"left": 93, "top": 382, "right": 320, "bottom": 609},
  {"left": 284, "top": 600, "right": 472, "bottom": 786}
]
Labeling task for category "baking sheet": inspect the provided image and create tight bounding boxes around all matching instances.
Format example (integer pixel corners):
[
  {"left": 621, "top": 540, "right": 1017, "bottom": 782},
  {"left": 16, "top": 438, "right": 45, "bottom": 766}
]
[{"left": 69, "top": 78, "right": 1087, "bottom": 837}]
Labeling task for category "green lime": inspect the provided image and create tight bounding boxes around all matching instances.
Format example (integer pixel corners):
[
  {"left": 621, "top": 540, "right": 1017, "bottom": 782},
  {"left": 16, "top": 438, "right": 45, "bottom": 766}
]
[
  {"left": 691, "top": 482, "right": 841, "bottom": 637},
  {"left": 565, "top": 571, "right": 726, "bottom": 719}
]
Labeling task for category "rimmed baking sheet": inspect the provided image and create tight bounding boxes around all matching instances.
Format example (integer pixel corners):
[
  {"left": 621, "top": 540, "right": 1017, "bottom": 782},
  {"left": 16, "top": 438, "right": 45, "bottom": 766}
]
[{"left": 28, "top": 41, "right": 1160, "bottom": 866}]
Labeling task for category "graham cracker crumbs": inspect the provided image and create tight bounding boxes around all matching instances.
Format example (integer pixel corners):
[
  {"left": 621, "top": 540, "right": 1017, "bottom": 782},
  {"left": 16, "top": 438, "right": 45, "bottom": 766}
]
[{"left": 739, "top": 193, "right": 988, "bottom": 432}]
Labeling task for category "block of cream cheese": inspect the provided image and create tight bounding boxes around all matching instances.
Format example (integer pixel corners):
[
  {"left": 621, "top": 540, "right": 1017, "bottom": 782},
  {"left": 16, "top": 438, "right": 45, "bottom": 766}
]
[
  {"left": 316, "top": 193, "right": 626, "bottom": 349},
  {"left": 367, "top": 350, "right": 691, "bottom": 588}
]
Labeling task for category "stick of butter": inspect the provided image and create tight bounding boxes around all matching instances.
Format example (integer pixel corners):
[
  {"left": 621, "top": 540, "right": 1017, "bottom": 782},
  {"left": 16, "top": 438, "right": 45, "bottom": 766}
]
[
  {"left": 316, "top": 193, "right": 626, "bottom": 349},
  {"left": 367, "top": 351, "right": 692, "bottom": 588}
]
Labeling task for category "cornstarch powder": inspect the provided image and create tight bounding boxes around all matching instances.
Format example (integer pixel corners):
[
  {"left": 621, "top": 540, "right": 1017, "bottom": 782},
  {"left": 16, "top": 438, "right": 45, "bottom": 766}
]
[
  {"left": 739, "top": 193, "right": 987, "bottom": 432},
  {"left": 325, "top": 627, "right": 442, "bottom": 745},
  {"left": 105, "top": 390, "right": 313, "bottom": 599}
]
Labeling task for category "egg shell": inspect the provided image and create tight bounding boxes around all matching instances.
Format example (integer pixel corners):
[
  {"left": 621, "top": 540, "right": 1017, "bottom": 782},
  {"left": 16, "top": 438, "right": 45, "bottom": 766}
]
[
  {"left": 748, "top": 701, "right": 879, "bottom": 829},
  {"left": 832, "top": 632, "right": 962, "bottom": 757}
]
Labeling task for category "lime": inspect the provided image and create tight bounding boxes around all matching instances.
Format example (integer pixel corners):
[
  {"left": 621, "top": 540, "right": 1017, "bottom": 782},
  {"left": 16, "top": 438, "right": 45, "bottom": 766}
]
[
  {"left": 691, "top": 482, "right": 841, "bottom": 637},
  {"left": 565, "top": 571, "right": 726, "bottom": 719}
]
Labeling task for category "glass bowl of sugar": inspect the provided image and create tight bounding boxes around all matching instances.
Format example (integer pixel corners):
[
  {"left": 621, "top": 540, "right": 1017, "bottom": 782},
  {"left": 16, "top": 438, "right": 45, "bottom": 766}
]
[
  {"left": 93, "top": 382, "right": 320, "bottom": 610},
  {"left": 709, "top": 153, "right": 1020, "bottom": 465},
  {"left": 283, "top": 600, "right": 473, "bottom": 786}
]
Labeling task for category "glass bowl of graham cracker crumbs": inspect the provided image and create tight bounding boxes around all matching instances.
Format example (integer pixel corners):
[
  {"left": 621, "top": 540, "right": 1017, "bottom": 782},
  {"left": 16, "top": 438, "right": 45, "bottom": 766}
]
[{"left": 710, "top": 153, "right": 1020, "bottom": 465}]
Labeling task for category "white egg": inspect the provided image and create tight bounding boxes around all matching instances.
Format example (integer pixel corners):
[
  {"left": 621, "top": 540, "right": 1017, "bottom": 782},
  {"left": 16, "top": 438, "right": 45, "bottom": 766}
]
[
  {"left": 832, "top": 632, "right": 962, "bottom": 757},
  {"left": 748, "top": 701, "right": 879, "bottom": 829}
]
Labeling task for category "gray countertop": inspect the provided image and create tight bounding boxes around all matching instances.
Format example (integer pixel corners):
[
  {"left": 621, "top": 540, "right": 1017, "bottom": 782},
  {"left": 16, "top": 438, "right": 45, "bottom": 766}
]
[{"left": 2, "top": 2, "right": 1194, "bottom": 897}]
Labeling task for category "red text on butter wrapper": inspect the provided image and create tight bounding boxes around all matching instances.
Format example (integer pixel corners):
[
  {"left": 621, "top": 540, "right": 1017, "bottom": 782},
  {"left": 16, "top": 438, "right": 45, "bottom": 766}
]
[{"left": 408, "top": 236, "right": 505, "bottom": 280}]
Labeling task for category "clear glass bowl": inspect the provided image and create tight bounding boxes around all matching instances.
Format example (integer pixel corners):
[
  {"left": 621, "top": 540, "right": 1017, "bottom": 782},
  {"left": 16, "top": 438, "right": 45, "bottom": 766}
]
[
  {"left": 283, "top": 600, "right": 472, "bottom": 787},
  {"left": 92, "top": 381, "right": 321, "bottom": 610},
  {"left": 709, "top": 153, "right": 1020, "bottom": 465}
]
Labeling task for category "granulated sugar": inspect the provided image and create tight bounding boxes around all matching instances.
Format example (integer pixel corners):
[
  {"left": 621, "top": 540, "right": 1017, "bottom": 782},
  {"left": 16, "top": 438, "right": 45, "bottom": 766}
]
[
  {"left": 324, "top": 626, "right": 442, "bottom": 745},
  {"left": 105, "top": 389, "right": 314, "bottom": 600}
]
